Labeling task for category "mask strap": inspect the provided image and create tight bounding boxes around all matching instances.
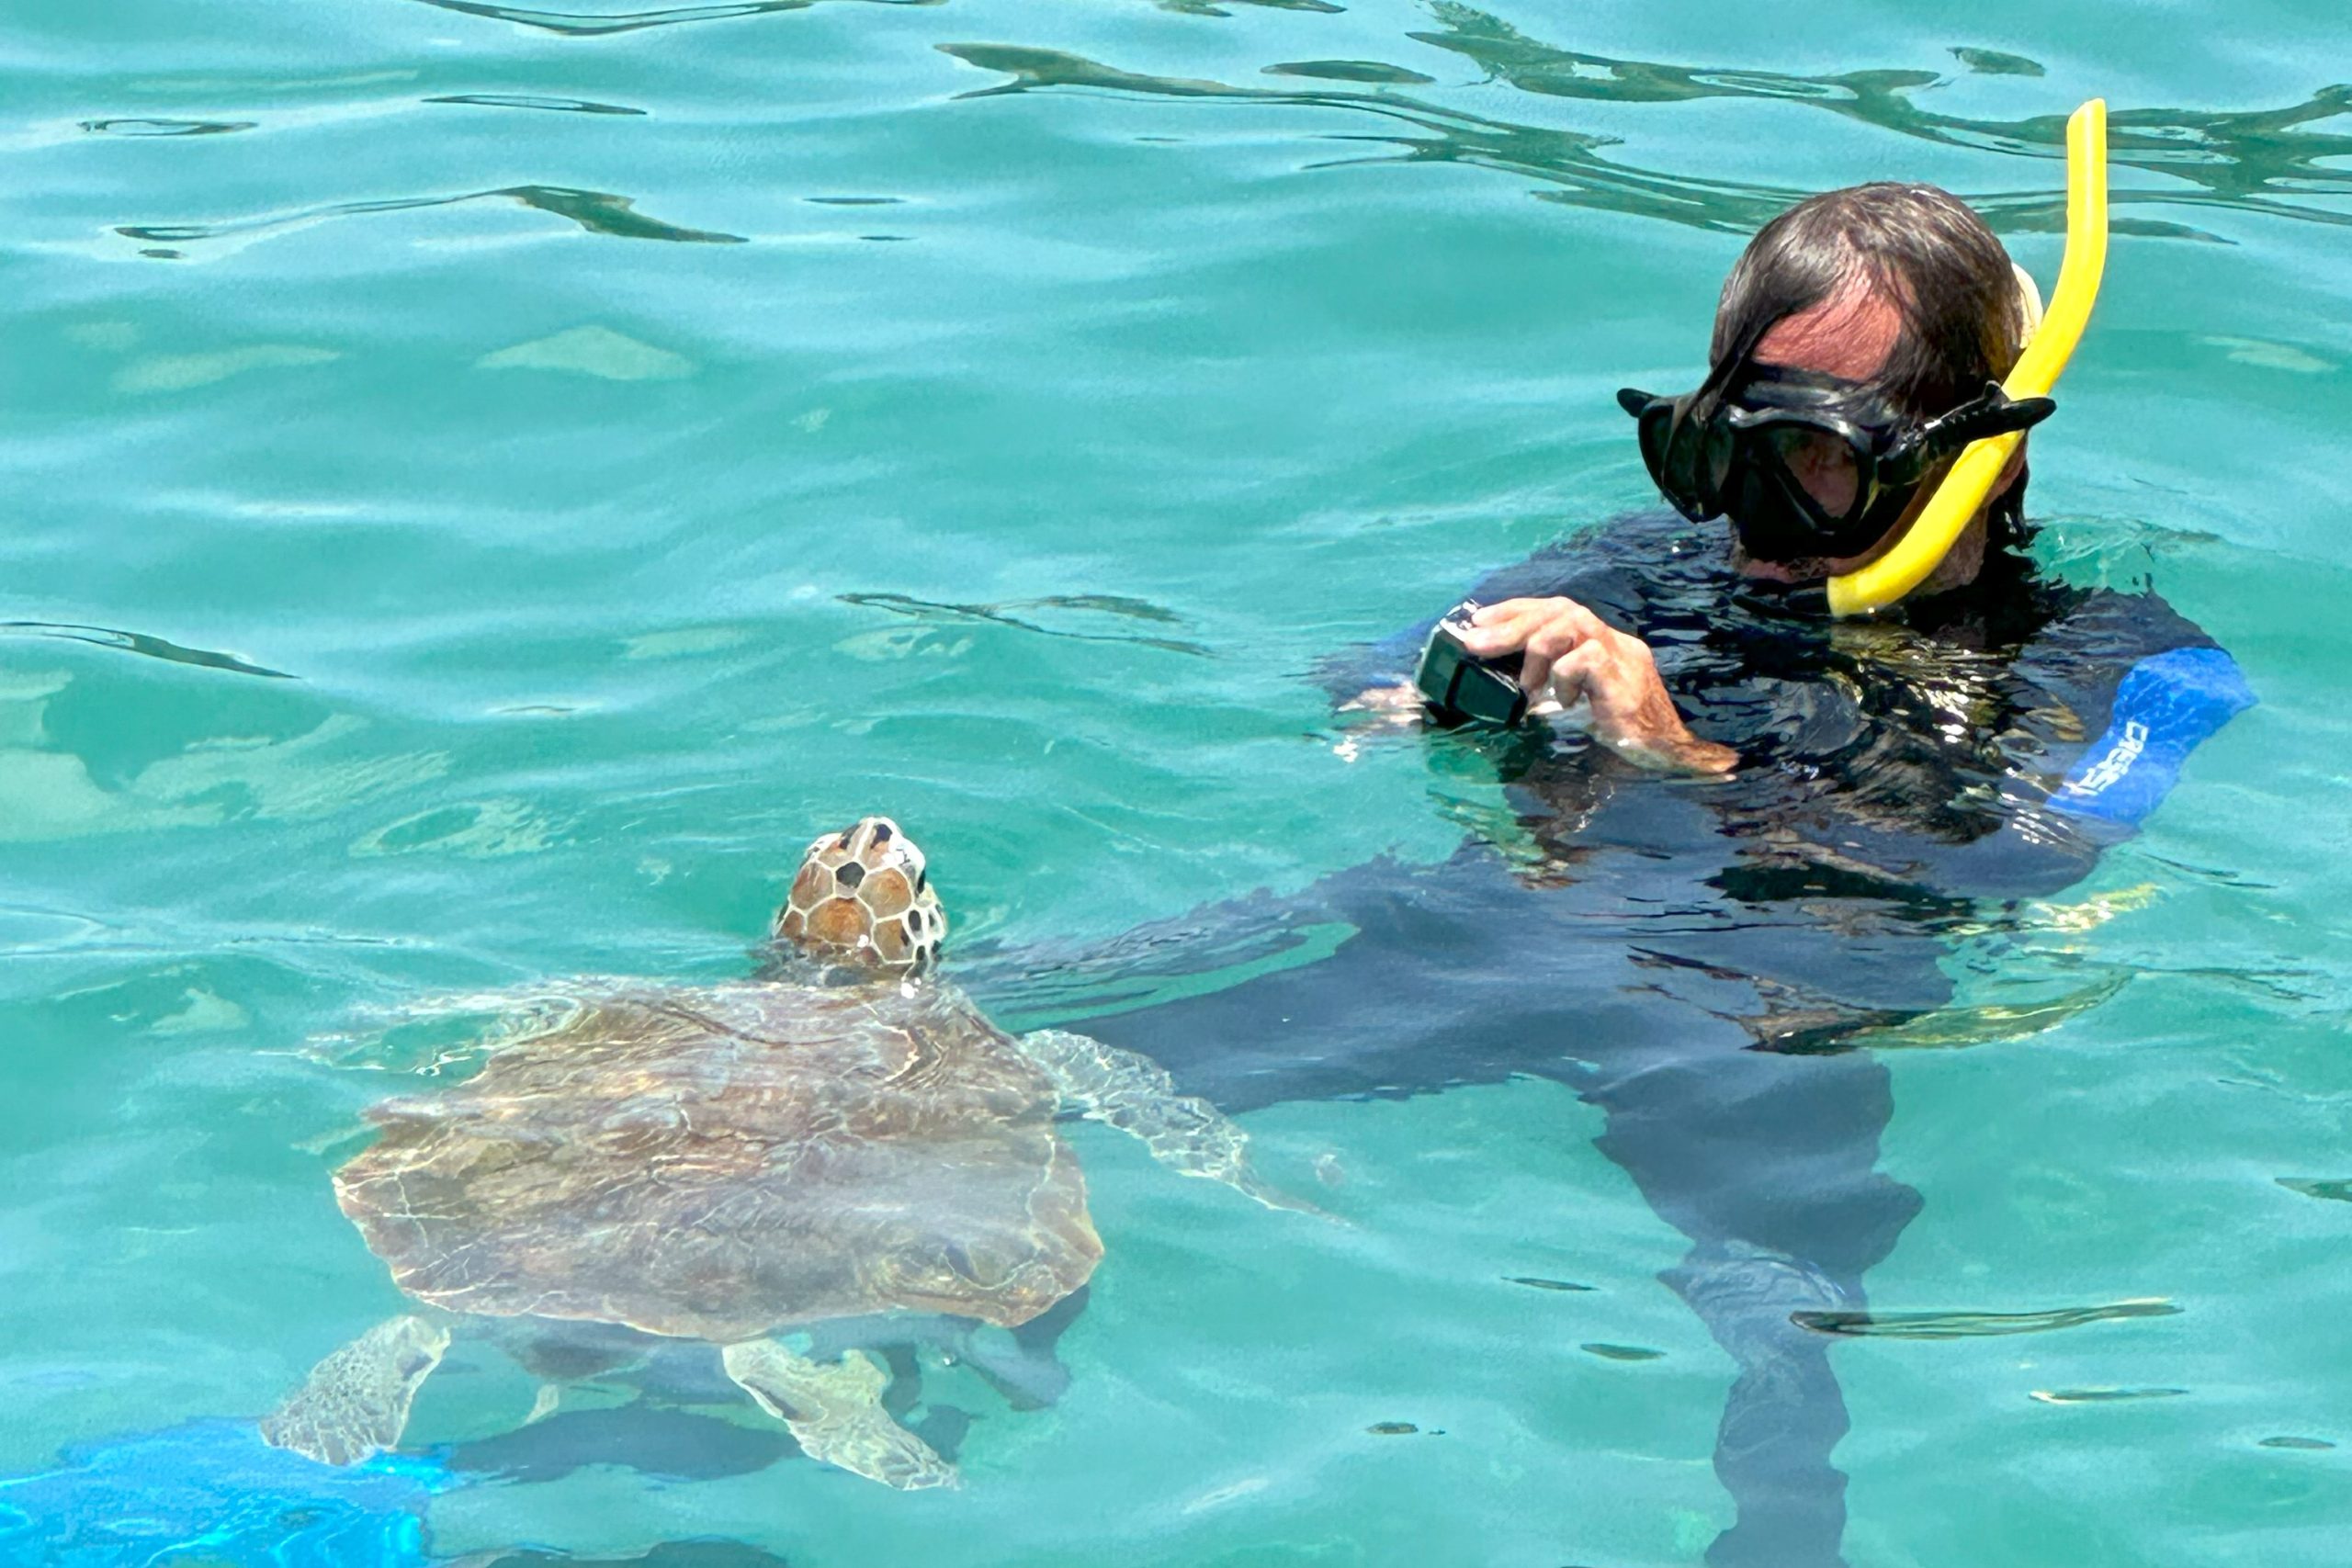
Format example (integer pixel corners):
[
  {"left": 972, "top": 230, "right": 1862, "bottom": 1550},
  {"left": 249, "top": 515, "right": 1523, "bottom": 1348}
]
[
  {"left": 1817, "top": 98, "right": 2109, "bottom": 617},
  {"left": 2012, "top": 262, "right": 2046, "bottom": 352}
]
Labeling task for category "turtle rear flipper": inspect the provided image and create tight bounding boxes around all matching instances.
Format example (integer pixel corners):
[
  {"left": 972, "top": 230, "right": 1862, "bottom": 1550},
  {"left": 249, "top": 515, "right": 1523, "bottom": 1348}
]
[
  {"left": 1016, "top": 1028, "right": 1319, "bottom": 1214},
  {"left": 721, "top": 1339, "right": 956, "bottom": 1490},
  {"left": 261, "top": 1314, "right": 450, "bottom": 1466}
]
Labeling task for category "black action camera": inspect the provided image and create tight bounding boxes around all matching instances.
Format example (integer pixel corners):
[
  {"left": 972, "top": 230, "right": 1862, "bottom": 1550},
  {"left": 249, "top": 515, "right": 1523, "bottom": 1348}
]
[{"left": 1414, "top": 601, "right": 1528, "bottom": 728}]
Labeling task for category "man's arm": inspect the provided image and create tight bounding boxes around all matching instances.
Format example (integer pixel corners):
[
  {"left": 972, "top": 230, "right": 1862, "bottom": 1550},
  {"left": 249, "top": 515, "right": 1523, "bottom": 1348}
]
[
  {"left": 2042, "top": 645, "right": 2256, "bottom": 829},
  {"left": 1918, "top": 614, "right": 2256, "bottom": 900}
]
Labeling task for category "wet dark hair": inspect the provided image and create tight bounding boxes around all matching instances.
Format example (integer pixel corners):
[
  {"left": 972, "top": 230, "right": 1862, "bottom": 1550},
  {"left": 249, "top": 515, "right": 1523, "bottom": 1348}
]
[
  {"left": 1711, "top": 183, "right": 2032, "bottom": 535},
  {"left": 1712, "top": 183, "right": 2024, "bottom": 412}
]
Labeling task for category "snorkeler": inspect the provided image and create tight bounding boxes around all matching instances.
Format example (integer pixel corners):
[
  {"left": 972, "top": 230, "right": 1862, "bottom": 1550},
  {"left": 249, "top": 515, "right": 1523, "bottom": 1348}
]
[
  {"left": 1411, "top": 177, "right": 2052, "bottom": 775},
  {"left": 1005, "top": 113, "right": 2254, "bottom": 1568},
  {"left": 1361, "top": 169, "right": 2249, "bottom": 811}
]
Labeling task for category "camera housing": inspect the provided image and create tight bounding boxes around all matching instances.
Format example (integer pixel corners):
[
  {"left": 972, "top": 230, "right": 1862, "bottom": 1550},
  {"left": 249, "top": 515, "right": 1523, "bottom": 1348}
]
[{"left": 1415, "top": 601, "right": 1528, "bottom": 728}]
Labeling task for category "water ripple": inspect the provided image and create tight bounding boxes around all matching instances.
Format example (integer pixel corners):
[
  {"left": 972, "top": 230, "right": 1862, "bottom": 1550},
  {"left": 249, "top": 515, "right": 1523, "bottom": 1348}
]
[
  {"left": 80, "top": 118, "right": 257, "bottom": 137},
  {"left": 0, "top": 622, "right": 292, "bottom": 679},
  {"left": 941, "top": 11, "right": 2352, "bottom": 241},
  {"left": 2276, "top": 1177, "right": 2352, "bottom": 1202},
  {"left": 1264, "top": 60, "right": 1437, "bottom": 86},
  {"left": 1408, "top": 4, "right": 2352, "bottom": 224},
  {"left": 404, "top": 0, "right": 941, "bottom": 37},
  {"left": 1795, "top": 1298, "right": 2180, "bottom": 1339},
  {"left": 0, "top": 907, "right": 119, "bottom": 956},
  {"left": 1149, "top": 0, "right": 1340, "bottom": 16},
  {"left": 423, "top": 94, "right": 648, "bottom": 116},
  {"left": 837, "top": 592, "right": 1214, "bottom": 657},
  {"left": 1950, "top": 47, "right": 2046, "bottom": 79},
  {"left": 116, "top": 184, "right": 746, "bottom": 259}
]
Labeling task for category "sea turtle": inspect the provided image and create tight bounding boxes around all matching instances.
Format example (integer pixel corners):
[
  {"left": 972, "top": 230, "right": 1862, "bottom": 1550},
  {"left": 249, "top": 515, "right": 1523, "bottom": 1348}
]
[{"left": 263, "top": 817, "right": 1296, "bottom": 1489}]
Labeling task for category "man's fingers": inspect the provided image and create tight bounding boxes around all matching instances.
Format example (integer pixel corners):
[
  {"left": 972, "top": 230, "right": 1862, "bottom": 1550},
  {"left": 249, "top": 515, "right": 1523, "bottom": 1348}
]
[
  {"left": 1518, "top": 620, "right": 1588, "bottom": 694},
  {"left": 1462, "top": 600, "right": 1548, "bottom": 652},
  {"left": 1341, "top": 682, "right": 1421, "bottom": 714},
  {"left": 1535, "top": 640, "right": 1606, "bottom": 711},
  {"left": 1464, "top": 596, "right": 1608, "bottom": 660}
]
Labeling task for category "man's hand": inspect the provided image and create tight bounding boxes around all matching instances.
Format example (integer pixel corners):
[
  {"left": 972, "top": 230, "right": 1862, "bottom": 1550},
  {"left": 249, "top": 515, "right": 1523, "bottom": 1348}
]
[
  {"left": 1339, "top": 682, "right": 1423, "bottom": 721},
  {"left": 1453, "top": 597, "right": 1736, "bottom": 775}
]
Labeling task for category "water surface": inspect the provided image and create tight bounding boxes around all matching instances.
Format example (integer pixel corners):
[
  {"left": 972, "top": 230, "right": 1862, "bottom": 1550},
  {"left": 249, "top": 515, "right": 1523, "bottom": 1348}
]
[{"left": 5, "top": 1, "right": 2350, "bottom": 1563}]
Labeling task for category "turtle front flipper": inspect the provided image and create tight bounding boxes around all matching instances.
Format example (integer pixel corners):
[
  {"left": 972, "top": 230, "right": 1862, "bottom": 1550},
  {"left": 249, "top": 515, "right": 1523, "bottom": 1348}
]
[
  {"left": 1016, "top": 1028, "right": 1317, "bottom": 1214},
  {"left": 721, "top": 1339, "right": 956, "bottom": 1490},
  {"left": 260, "top": 1314, "right": 450, "bottom": 1466}
]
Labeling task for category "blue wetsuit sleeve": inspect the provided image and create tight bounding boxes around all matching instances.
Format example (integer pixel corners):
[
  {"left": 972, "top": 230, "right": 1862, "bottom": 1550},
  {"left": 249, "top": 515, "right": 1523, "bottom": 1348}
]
[
  {"left": 1928, "top": 640, "right": 2256, "bottom": 898},
  {"left": 2045, "top": 646, "right": 2256, "bottom": 829}
]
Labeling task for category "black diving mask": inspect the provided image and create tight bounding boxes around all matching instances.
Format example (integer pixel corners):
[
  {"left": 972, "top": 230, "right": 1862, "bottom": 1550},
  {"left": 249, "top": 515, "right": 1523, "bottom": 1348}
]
[{"left": 1617, "top": 365, "right": 2053, "bottom": 563}]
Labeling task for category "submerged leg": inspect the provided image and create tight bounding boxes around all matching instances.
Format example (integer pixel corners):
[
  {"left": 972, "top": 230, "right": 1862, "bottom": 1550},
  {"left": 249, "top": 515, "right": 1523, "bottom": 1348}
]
[
  {"left": 1663, "top": 1243, "right": 1860, "bottom": 1568},
  {"left": 260, "top": 1314, "right": 450, "bottom": 1466},
  {"left": 1016, "top": 1028, "right": 1314, "bottom": 1213},
  {"left": 1587, "top": 1037, "right": 1920, "bottom": 1568},
  {"left": 721, "top": 1339, "right": 956, "bottom": 1491}
]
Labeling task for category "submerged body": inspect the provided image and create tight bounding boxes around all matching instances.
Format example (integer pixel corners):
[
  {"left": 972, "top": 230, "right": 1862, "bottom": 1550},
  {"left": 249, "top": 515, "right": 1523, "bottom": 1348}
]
[{"left": 988, "top": 512, "right": 2249, "bottom": 1566}]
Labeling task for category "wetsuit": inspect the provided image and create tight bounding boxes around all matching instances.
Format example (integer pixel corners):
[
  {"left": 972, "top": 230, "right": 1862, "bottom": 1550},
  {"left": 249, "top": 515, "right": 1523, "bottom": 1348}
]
[{"left": 981, "top": 512, "right": 2252, "bottom": 1568}]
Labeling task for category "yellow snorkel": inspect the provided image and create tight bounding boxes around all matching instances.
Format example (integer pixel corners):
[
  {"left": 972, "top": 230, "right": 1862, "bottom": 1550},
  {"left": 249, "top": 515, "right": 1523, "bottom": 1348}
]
[{"left": 1825, "top": 98, "right": 2109, "bottom": 616}]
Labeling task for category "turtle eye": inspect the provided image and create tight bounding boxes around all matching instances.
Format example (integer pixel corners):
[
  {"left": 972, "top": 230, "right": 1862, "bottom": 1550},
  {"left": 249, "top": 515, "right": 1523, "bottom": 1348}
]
[
  {"left": 914, "top": 869, "right": 927, "bottom": 896},
  {"left": 870, "top": 821, "right": 894, "bottom": 846}
]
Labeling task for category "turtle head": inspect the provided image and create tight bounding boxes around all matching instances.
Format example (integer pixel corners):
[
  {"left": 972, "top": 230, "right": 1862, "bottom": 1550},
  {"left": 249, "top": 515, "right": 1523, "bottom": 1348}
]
[{"left": 773, "top": 817, "right": 945, "bottom": 975}]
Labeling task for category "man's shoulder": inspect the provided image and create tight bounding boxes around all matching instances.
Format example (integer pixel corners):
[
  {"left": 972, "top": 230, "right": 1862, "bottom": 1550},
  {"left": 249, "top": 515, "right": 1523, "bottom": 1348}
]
[{"left": 2029, "top": 577, "right": 2218, "bottom": 660}]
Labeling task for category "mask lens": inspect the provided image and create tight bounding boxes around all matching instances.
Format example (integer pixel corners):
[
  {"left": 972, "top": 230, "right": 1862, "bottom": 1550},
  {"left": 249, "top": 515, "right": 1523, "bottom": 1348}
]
[
  {"left": 1702, "top": 416, "right": 1740, "bottom": 508},
  {"left": 1763, "top": 425, "right": 1865, "bottom": 524},
  {"left": 1641, "top": 400, "right": 1718, "bottom": 523},
  {"left": 1726, "top": 469, "right": 1827, "bottom": 563},
  {"left": 1634, "top": 400, "right": 1673, "bottom": 482}
]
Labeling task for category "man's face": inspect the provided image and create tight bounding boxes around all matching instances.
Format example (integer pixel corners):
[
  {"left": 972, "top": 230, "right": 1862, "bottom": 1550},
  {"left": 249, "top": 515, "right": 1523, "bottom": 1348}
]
[{"left": 1729, "top": 284, "right": 1939, "bottom": 584}]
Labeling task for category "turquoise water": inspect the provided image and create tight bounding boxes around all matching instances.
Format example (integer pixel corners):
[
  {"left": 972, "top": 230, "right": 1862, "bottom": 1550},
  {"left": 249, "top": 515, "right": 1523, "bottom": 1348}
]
[{"left": 5, "top": 0, "right": 2351, "bottom": 1562}]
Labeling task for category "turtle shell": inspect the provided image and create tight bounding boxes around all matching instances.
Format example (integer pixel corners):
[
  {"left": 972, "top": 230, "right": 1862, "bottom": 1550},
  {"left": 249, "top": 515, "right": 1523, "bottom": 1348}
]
[{"left": 334, "top": 979, "right": 1102, "bottom": 1343}]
